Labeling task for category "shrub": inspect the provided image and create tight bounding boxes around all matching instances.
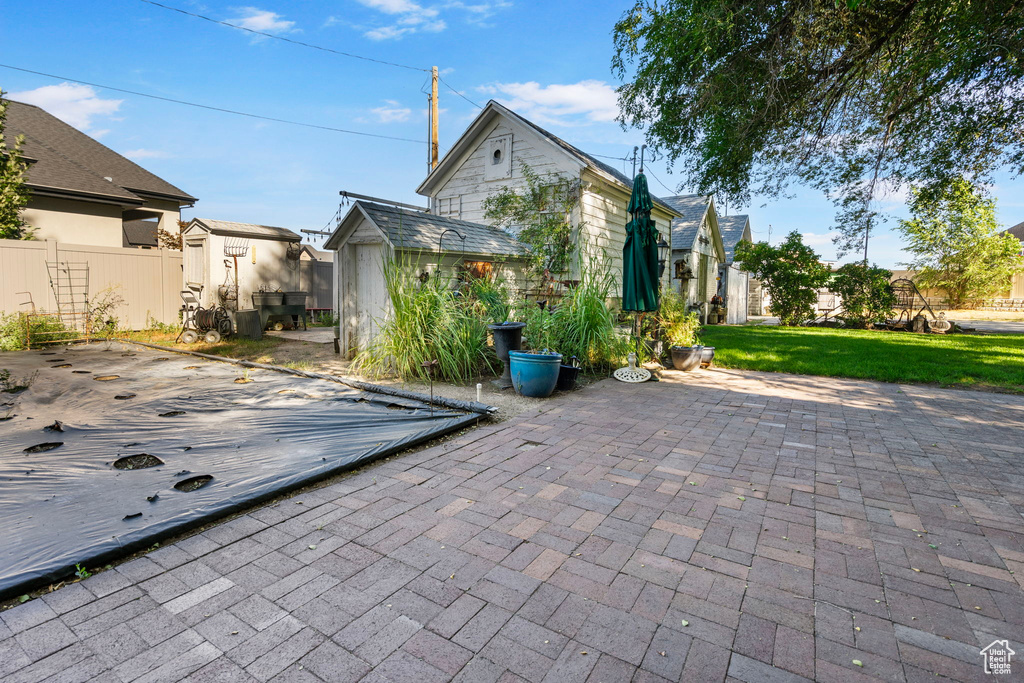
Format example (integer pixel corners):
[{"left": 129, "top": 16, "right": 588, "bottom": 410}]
[
  {"left": 466, "top": 275, "right": 512, "bottom": 325},
  {"left": 830, "top": 263, "right": 897, "bottom": 327},
  {"left": 517, "top": 252, "right": 631, "bottom": 372},
  {"left": 0, "top": 312, "right": 75, "bottom": 350},
  {"left": 353, "top": 257, "right": 498, "bottom": 383},
  {"left": 735, "top": 231, "right": 832, "bottom": 326},
  {"left": 659, "top": 290, "right": 701, "bottom": 347}
]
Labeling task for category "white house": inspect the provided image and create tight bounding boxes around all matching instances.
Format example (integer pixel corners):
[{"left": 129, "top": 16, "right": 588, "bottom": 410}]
[
  {"left": 415, "top": 100, "right": 679, "bottom": 296},
  {"left": 325, "top": 200, "right": 530, "bottom": 357},
  {"left": 4, "top": 99, "right": 195, "bottom": 248}
]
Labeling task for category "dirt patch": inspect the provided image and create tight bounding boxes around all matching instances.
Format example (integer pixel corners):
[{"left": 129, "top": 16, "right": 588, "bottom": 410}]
[
  {"left": 113, "top": 454, "right": 164, "bottom": 470},
  {"left": 174, "top": 475, "right": 212, "bottom": 492}
]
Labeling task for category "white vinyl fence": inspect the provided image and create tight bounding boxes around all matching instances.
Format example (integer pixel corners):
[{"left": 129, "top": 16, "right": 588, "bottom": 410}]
[{"left": 0, "top": 238, "right": 184, "bottom": 330}]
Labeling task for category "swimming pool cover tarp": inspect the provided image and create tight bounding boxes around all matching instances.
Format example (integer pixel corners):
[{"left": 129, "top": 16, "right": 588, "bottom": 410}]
[{"left": 0, "top": 345, "right": 482, "bottom": 600}]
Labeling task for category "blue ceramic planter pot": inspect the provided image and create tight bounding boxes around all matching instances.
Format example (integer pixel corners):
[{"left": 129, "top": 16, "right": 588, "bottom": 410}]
[{"left": 509, "top": 350, "right": 562, "bottom": 398}]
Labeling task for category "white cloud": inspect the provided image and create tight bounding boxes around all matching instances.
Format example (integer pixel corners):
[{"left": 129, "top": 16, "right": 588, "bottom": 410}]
[
  {"left": 371, "top": 101, "right": 413, "bottom": 123},
  {"left": 478, "top": 80, "right": 620, "bottom": 125},
  {"left": 122, "top": 148, "right": 170, "bottom": 160},
  {"left": 7, "top": 83, "right": 122, "bottom": 132},
  {"left": 356, "top": 0, "right": 506, "bottom": 39},
  {"left": 230, "top": 7, "right": 296, "bottom": 34},
  {"left": 800, "top": 230, "right": 840, "bottom": 247}
]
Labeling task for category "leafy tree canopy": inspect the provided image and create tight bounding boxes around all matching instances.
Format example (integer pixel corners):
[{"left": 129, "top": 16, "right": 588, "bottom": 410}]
[
  {"left": 612, "top": 0, "right": 1024, "bottom": 257},
  {"left": 0, "top": 93, "right": 32, "bottom": 240},
  {"left": 735, "top": 230, "right": 831, "bottom": 325},
  {"left": 896, "top": 177, "right": 1024, "bottom": 308}
]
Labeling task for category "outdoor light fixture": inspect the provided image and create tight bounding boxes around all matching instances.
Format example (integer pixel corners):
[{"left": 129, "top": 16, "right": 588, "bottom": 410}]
[{"left": 656, "top": 236, "right": 670, "bottom": 278}]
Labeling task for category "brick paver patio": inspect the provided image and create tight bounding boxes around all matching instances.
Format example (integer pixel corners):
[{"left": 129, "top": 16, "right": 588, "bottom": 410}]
[{"left": 2, "top": 368, "right": 1023, "bottom": 682}]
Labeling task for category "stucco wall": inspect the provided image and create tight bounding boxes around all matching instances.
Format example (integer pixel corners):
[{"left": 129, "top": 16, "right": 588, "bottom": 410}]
[
  {"left": 22, "top": 195, "right": 183, "bottom": 249},
  {"left": 22, "top": 196, "right": 124, "bottom": 247}
]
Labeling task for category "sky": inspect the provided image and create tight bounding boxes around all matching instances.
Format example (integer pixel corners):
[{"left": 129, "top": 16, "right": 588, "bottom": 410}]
[{"left": 3, "top": 0, "right": 1022, "bottom": 267}]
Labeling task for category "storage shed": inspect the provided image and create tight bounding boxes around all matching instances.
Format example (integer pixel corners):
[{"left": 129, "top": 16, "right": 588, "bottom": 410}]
[
  {"left": 324, "top": 200, "right": 529, "bottom": 357},
  {"left": 717, "top": 214, "right": 752, "bottom": 324},
  {"left": 181, "top": 218, "right": 303, "bottom": 312}
]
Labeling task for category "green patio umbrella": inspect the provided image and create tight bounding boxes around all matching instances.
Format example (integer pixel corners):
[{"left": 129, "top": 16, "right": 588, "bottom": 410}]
[{"left": 622, "top": 172, "right": 660, "bottom": 312}]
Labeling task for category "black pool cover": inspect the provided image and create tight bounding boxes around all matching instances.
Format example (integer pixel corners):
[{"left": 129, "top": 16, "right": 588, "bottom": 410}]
[{"left": 0, "top": 344, "right": 483, "bottom": 600}]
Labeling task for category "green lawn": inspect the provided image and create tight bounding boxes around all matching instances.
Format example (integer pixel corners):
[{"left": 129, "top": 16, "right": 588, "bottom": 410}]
[{"left": 698, "top": 325, "right": 1024, "bottom": 393}]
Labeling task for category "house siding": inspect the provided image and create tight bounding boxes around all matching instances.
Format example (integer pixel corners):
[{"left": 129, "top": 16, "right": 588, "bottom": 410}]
[
  {"left": 579, "top": 174, "right": 673, "bottom": 294},
  {"left": 432, "top": 121, "right": 580, "bottom": 225}
]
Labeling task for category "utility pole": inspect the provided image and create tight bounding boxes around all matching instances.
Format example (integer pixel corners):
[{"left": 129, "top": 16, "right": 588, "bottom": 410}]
[{"left": 430, "top": 66, "right": 439, "bottom": 170}]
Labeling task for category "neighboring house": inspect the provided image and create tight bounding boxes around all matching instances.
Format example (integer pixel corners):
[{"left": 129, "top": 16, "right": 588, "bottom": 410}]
[
  {"left": 662, "top": 195, "right": 725, "bottom": 320},
  {"left": 3, "top": 99, "right": 195, "bottom": 248},
  {"left": 415, "top": 100, "right": 679, "bottom": 296},
  {"left": 181, "top": 218, "right": 302, "bottom": 311},
  {"left": 717, "top": 214, "right": 752, "bottom": 324},
  {"left": 325, "top": 200, "right": 529, "bottom": 357}
]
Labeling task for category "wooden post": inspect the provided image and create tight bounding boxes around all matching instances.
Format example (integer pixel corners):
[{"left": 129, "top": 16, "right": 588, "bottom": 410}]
[{"left": 431, "top": 66, "right": 439, "bottom": 170}]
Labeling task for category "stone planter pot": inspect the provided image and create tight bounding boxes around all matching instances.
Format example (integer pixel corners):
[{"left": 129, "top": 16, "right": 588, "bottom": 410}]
[
  {"left": 700, "top": 346, "right": 715, "bottom": 367},
  {"left": 488, "top": 322, "right": 526, "bottom": 389},
  {"left": 670, "top": 345, "right": 704, "bottom": 372}
]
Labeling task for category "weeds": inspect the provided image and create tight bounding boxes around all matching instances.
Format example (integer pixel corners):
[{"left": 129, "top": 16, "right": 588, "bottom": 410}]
[
  {"left": 354, "top": 256, "right": 498, "bottom": 383},
  {"left": 74, "top": 564, "right": 91, "bottom": 580},
  {"left": 0, "top": 368, "right": 36, "bottom": 393}
]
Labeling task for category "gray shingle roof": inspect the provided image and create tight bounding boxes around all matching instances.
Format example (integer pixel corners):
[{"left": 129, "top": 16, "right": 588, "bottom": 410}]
[
  {"left": 122, "top": 219, "right": 159, "bottom": 247},
  {"left": 190, "top": 218, "right": 301, "bottom": 242},
  {"left": 662, "top": 195, "right": 711, "bottom": 249},
  {"left": 1006, "top": 221, "right": 1024, "bottom": 242},
  {"left": 356, "top": 201, "right": 527, "bottom": 257},
  {"left": 718, "top": 214, "right": 750, "bottom": 263},
  {"left": 3, "top": 99, "right": 195, "bottom": 204}
]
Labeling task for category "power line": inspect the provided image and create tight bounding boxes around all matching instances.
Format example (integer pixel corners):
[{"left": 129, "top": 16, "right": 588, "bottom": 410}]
[
  {"left": 139, "top": 0, "right": 484, "bottom": 113},
  {"left": 0, "top": 63, "right": 424, "bottom": 144},
  {"left": 137, "top": 0, "right": 427, "bottom": 73},
  {"left": 643, "top": 166, "right": 679, "bottom": 196},
  {"left": 438, "top": 76, "right": 483, "bottom": 109}
]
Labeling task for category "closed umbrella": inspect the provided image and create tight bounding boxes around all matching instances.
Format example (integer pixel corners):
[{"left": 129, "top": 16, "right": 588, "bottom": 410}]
[
  {"left": 622, "top": 172, "right": 660, "bottom": 312},
  {"left": 615, "top": 172, "right": 661, "bottom": 383}
]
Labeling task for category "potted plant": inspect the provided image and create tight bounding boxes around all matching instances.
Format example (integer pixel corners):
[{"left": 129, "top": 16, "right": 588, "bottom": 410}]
[
  {"left": 660, "top": 292, "right": 704, "bottom": 372},
  {"left": 509, "top": 302, "right": 562, "bottom": 397},
  {"left": 509, "top": 349, "right": 562, "bottom": 397}
]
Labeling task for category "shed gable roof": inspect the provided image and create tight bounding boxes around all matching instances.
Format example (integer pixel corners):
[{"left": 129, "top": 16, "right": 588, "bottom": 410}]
[
  {"left": 326, "top": 201, "right": 527, "bottom": 258},
  {"left": 188, "top": 218, "right": 301, "bottom": 242},
  {"left": 416, "top": 100, "right": 679, "bottom": 217},
  {"left": 718, "top": 214, "right": 751, "bottom": 263},
  {"left": 3, "top": 99, "right": 196, "bottom": 205}
]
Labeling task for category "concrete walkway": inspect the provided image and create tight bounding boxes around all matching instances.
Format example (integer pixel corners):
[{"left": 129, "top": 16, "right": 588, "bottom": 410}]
[
  {"left": 265, "top": 328, "right": 337, "bottom": 344},
  {"left": 2, "top": 369, "right": 1023, "bottom": 682}
]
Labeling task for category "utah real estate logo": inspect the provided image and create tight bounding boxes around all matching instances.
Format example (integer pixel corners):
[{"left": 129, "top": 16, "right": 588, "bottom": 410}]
[{"left": 980, "top": 640, "right": 1015, "bottom": 675}]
